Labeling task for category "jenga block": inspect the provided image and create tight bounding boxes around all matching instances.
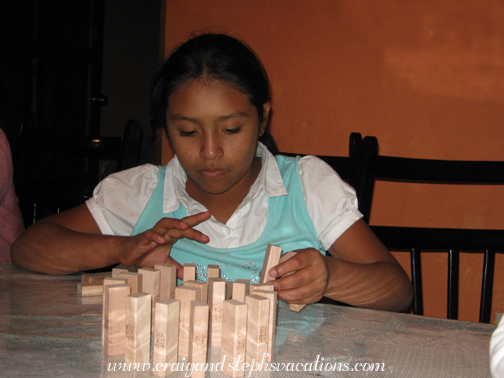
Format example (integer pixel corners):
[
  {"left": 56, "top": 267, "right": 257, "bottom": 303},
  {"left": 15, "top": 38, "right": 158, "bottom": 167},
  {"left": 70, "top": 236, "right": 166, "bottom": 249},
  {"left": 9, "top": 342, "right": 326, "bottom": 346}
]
[
  {"left": 125, "top": 293, "right": 152, "bottom": 364},
  {"left": 183, "top": 263, "right": 196, "bottom": 282},
  {"left": 155, "top": 263, "right": 177, "bottom": 300},
  {"left": 153, "top": 299, "right": 180, "bottom": 377},
  {"left": 102, "top": 277, "right": 128, "bottom": 346},
  {"left": 112, "top": 267, "right": 129, "bottom": 278},
  {"left": 188, "top": 300, "right": 210, "bottom": 378},
  {"left": 250, "top": 283, "right": 274, "bottom": 295},
  {"left": 138, "top": 268, "right": 161, "bottom": 303},
  {"left": 207, "top": 264, "right": 220, "bottom": 279},
  {"left": 253, "top": 290, "right": 277, "bottom": 362},
  {"left": 259, "top": 244, "right": 282, "bottom": 283},
  {"left": 103, "top": 284, "right": 131, "bottom": 356},
  {"left": 232, "top": 280, "right": 250, "bottom": 303},
  {"left": 221, "top": 300, "right": 248, "bottom": 377},
  {"left": 81, "top": 271, "right": 112, "bottom": 283},
  {"left": 175, "top": 286, "right": 201, "bottom": 357},
  {"left": 208, "top": 278, "right": 226, "bottom": 347},
  {"left": 118, "top": 272, "right": 142, "bottom": 295},
  {"left": 278, "top": 251, "right": 306, "bottom": 312},
  {"left": 245, "top": 295, "right": 269, "bottom": 368},
  {"left": 78, "top": 282, "right": 103, "bottom": 296},
  {"left": 225, "top": 282, "right": 233, "bottom": 300},
  {"left": 184, "top": 280, "right": 208, "bottom": 303}
]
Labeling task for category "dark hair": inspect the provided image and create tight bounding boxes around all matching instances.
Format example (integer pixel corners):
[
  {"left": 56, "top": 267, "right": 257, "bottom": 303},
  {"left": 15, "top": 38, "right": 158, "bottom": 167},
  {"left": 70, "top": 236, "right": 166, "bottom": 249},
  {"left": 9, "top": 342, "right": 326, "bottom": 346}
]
[{"left": 150, "top": 33, "right": 278, "bottom": 155}]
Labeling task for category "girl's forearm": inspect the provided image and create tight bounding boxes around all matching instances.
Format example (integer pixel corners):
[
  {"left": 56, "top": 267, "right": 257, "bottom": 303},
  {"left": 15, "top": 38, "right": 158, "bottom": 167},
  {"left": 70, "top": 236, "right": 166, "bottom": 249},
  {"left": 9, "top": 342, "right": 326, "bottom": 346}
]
[
  {"left": 11, "top": 222, "right": 121, "bottom": 275},
  {"left": 323, "top": 256, "right": 413, "bottom": 312}
]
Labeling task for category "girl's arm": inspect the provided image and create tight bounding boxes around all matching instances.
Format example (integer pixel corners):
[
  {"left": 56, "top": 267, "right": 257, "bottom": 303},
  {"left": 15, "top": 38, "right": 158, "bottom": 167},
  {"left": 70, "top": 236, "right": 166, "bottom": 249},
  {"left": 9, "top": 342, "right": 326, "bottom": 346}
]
[
  {"left": 11, "top": 204, "right": 210, "bottom": 275},
  {"left": 268, "top": 219, "right": 413, "bottom": 312}
]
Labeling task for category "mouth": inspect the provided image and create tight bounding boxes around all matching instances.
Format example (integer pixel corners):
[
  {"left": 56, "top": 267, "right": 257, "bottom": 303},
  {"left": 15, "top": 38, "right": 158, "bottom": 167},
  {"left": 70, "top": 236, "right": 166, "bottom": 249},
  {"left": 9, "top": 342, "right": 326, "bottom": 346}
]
[{"left": 199, "top": 168, "right": 229, "bottom": 178}]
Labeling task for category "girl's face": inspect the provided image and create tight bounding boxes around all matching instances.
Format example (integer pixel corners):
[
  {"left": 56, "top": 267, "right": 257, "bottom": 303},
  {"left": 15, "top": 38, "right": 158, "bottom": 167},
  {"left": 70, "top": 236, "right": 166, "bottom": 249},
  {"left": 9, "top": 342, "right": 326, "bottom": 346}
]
[{"left": 166, "top": 79, "right": 269, "bottom": 198}]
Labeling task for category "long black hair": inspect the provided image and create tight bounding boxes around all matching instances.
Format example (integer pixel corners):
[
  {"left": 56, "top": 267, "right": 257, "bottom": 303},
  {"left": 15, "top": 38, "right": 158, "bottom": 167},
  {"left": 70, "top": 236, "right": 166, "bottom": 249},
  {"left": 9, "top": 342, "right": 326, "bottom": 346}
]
[{"left": 150, "top": 33, "right": 278, "bottom": 155}]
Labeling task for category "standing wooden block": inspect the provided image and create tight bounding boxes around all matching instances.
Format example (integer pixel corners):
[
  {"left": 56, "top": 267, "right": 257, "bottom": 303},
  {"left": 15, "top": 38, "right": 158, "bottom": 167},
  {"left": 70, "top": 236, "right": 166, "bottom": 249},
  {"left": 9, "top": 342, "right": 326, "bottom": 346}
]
[
  {"left": 184, "top": 280, "right": 208, "bottom": 303},
  {"left": 207, "top": 264, "right": 220, "bottom": 279},
  {"left": 250, "top": 283, "right": 274, "bottom": 295},
  {"left": 232, "top": 280, "right": 250, "bottom": 303},
  {"left": 81, "top": 271, "right": 112, "bottom": 283},
  {"left": 155, "top": 263, "right": 177, "bottom": 300},
  {"left": 118, "top": 272, "right": 143, "bottom": 295},
  {"left": 221, "top": 300, "right": 248, "bottom": 377},
  {"left": 245, "top": 295, "right": 269, "bottom": 368},
  {"left": 188, "top": 300, "right": 210, "bottom": 378},
  {"left": 102, "top": 278, "right": 128, "bottom": 346},
  {"left": 77, "top": 282, "right": 103, "bottom": 296},
  {"left": 125, "top": 293, "right": 152, "bottom": 364},
  {"left": 153, "top": 299, "right": 180, "bottom": 377},
  {"left": 175, "top": 286, "right": 201, "bottom": 357},
  {"left": 112, "top": 267, "right": 129, "bottom": 278},
  {"left": 138, "top": 268, "right": 161, "bottom": 303},
  {"left": 208, "top": 278, "right": 226, "bottom": 347},
  {"left": 278, "top": 251, "right": 306, "bottom": 312},
  {"left": 103, "top": 284, "right": 131, "bottom": 356},
  {"left": 253, "top": 290, "right": 277, "bottom": 362},
  {"left": 183, "top": 263, "right": 197, "bottom": 282},
  {"left": 259, "top": 244, "right": 282, "bottom": 283},
  {"left": 225, "top": 282, "right": 233, "bottom": 300}
]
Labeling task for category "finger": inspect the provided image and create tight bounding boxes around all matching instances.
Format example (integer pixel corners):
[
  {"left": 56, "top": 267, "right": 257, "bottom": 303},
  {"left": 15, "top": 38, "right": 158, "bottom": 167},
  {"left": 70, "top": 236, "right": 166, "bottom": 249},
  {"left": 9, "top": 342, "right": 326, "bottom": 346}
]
[
  {"left": 181, "top": 211, "right": 212, "bottom": 227},
  {"left": 142, "top": 229, "right": 167, "bottom": 245},
  {"left": 164, "top": 226, "right": 210, "bottom": 244},
  {"left": 269, "top": 252, "right": 305, "bottom": 278}
]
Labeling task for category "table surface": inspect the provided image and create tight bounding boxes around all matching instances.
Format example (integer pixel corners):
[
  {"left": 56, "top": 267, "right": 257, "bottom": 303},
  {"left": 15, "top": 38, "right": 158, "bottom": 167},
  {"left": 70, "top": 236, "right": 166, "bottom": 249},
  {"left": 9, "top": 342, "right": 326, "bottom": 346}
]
[{"left": 0, "top": 265, "right": 495, "bottom": 378}]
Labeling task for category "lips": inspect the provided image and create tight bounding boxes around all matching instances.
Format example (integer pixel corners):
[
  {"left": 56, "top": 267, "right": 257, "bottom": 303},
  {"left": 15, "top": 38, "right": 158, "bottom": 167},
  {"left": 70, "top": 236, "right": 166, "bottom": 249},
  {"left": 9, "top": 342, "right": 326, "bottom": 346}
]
[{"left": 199, "top": 168, "right": 229, "bottom": 178}]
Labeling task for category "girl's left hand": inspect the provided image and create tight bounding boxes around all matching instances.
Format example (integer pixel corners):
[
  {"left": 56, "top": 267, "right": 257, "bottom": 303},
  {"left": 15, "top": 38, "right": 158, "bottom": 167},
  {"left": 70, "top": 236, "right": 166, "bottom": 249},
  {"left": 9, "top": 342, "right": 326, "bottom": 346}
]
[{"left": 267, "top": 248, "right": 329, "bottom": 304}]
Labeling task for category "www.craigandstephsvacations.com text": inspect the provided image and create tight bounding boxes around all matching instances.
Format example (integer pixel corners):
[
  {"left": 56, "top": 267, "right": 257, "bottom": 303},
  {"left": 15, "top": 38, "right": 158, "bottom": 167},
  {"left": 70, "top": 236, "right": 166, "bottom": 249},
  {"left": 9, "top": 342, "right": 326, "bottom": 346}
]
[{"left": 107, "top": 355, "right": 386, "bottom": 376}]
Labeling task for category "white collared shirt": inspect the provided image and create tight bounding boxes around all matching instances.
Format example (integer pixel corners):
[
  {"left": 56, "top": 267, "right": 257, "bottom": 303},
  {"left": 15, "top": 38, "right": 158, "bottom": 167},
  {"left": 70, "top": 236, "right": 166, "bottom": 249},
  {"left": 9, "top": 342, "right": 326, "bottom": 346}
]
[{"left": 87, "top": 143, "right": 362, "bottom": 251}]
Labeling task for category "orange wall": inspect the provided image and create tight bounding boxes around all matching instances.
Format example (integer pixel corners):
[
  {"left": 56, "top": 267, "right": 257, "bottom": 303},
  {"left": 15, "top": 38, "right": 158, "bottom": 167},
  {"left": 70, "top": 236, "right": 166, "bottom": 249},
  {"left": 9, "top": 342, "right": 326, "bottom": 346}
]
[{"left": 162, "top": 0, "right": 504, "bottom": 322}]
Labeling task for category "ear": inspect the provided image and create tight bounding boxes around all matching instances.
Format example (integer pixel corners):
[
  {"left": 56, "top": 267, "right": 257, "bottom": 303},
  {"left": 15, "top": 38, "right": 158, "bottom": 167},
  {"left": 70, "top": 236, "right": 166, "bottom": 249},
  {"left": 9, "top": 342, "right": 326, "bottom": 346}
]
[{"left": 259, "top": 102, "right": 271, "bottom": 137}]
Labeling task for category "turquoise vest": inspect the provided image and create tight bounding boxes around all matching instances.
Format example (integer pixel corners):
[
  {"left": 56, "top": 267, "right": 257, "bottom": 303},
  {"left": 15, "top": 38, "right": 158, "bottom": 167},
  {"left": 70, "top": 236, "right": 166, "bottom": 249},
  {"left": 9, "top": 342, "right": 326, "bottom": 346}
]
[{"left": 131, "top": 155, "right": 323, "bottom": 283}]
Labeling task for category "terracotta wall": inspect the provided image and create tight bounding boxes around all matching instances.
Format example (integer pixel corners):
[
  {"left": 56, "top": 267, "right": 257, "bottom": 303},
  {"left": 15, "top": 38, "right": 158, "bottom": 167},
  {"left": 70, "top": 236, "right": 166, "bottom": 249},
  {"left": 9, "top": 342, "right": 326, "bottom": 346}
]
[{"left": 162, "top": 0, "right": 504, "bottom": 322}]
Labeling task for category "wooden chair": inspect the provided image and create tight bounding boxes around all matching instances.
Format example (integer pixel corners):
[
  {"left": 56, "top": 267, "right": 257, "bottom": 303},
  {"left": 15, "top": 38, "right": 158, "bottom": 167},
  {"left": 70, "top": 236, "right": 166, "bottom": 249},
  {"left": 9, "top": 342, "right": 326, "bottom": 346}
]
[
  {"left": 14, "top": 115, "right": 143, "bottom": 226},
  {"left": 366, "top": 151, "right": 504, "bottom": 323},
  {"left": 281, "top": 132, "right": 378, "bottom": 222}
]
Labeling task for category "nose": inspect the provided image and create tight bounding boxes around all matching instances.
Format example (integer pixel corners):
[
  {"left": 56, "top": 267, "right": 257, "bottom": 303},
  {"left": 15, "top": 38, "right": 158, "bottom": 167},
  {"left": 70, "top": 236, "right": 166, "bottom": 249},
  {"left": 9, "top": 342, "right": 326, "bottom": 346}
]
[{"left": 200, "top": 133, "right": 223, "bottom": 160}]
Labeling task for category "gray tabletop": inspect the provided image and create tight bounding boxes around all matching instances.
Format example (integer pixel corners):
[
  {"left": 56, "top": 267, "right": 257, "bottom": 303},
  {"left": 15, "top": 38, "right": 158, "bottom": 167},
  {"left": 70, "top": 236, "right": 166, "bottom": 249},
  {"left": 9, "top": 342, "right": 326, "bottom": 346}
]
[{"left": 0, "top": 266, "right": 495, "bottom": 377}]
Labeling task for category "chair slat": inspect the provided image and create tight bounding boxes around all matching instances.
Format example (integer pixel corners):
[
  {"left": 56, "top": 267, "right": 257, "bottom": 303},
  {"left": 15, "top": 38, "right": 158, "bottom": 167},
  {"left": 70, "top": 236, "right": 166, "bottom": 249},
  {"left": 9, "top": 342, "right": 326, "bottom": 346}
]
[
  {"left": 447, "top": 249, "right": 459, "bottom": 320},
  {"left": 480, "top": 250, "right": 496, "bottom": 323}
]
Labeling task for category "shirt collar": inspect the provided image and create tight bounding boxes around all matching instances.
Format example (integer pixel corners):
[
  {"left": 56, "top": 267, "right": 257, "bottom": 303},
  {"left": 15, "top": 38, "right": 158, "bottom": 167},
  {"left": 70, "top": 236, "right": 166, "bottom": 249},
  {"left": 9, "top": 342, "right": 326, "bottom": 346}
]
[{"left": 163, "top": 142, "right": 288, "bottom": 213}]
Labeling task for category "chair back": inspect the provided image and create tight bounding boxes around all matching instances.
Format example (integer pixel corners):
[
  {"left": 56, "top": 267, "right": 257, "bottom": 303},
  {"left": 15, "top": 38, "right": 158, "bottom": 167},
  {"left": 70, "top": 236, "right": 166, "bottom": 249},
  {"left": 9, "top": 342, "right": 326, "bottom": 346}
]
[{"left": 368, "top": 154, "right": 504, "bottom": 323}]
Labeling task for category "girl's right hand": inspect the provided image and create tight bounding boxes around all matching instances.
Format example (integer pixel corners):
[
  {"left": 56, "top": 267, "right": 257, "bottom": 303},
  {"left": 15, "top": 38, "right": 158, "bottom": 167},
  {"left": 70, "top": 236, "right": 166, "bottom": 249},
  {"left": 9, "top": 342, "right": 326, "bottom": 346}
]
[{"left": 117, "top": 211, "right": 211, "bottom": 277}]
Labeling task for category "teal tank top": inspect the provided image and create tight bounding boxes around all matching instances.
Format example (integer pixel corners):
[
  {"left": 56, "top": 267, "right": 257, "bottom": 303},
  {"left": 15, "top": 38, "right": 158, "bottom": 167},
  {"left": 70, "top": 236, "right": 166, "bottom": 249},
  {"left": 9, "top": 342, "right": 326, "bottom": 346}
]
[{"left": 131, "top": 155, "right": 323, "bottom": 283}]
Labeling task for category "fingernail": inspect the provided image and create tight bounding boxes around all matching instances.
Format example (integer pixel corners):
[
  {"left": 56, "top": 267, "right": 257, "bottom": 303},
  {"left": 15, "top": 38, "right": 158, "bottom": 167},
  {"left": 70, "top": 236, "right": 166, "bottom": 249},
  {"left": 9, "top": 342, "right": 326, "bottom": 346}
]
[{"left": 269, "top": 268, "right": 277, "bottom": 277}]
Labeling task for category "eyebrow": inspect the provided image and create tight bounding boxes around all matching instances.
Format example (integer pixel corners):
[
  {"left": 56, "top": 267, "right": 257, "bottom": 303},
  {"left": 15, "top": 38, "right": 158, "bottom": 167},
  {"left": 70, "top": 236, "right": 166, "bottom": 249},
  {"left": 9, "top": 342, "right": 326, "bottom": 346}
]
[{"left": 169, "top": 112, "right": 250, "bottom": 123}]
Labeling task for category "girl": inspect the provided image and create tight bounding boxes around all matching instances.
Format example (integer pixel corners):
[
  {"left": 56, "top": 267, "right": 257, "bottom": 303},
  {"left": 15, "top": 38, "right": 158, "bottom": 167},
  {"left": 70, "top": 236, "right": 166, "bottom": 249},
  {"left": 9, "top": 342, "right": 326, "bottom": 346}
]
[{"left": 11, "top": 33, "right": 412, "bottom": 311}]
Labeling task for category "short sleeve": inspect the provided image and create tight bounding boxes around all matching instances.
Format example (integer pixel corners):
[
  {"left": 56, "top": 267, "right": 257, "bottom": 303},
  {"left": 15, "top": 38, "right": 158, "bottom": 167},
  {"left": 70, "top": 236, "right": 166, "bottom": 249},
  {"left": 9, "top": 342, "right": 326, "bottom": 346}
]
[
  {"left": 298, "top": 155, "right": 363, "bottom": 250},
  {"left": 86, "top": 164, "right": 159, "bottom": 235}
]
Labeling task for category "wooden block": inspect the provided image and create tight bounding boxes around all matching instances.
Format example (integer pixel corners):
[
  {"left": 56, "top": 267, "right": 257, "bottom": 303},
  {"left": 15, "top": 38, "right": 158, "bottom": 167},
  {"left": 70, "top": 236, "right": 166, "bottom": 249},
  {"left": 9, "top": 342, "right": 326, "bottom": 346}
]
[
  {"left": 81, "top": 271, "right": 112, "bottom": 283},
  {"left": 259, "top": 244, "right": 282, "bottom": 283},
  {"left": 250, "top": 283, "right": 274, "bottom": 295},
  {"left": 118, "top": 272, "right": 143, "bottom": 295},
  {"left": 183, "top": 263, "right": 196, "bottom": 282},
  {"left": 188, "top": 300, "right": 210, "bottom": 378},
  {"left": 125, "top": 293, "right": 152, "bottom": 364},
  {"left": 253, "top": 290, "right": 277, "bottom": 362},
  {"left": 245, "top": 295, "right": 269, "bottom": 368},
  {"left": 138, "top": 268, "right": 161, "bottom": 303},
  {"left": 225, "top": 282, "right": 233, "bottom": 300},
  {"left": 184, "top": 280, "right": 208, "bottom": 303},
  {"left": 175, "top": 286, "right": 201, "bottom": 357},
  {"left": 153, "top": 299, "right": 180, "bottom": 377},
  {"left": 208, "top": 278, "right": 226, "bottom": 347},
  {"left": 77, "top": 282, "right": 103, "bottom": 296},
  {"left": 207, "top": 264, "right": 220, "bottom": 279},
  {"left": 102, "top": 278, "right": 128, "bottom": 346},
  {"left": 155, "top": 263, "right": 177, "bottom": 300},
  {"left": 112, "top": 267, "right": 129, "bottom": 278},
  {"left": 232, "top": 280, "right": 250, "bottom": 303},
  {"left": 278, "top": 251, "right": 307, "bottom": 312},
  {"left": 103, "top": 284, "right": 131, "bottom": 356},
  {"left": 221, "top": 300, "right": 248, "bottom": 377}
]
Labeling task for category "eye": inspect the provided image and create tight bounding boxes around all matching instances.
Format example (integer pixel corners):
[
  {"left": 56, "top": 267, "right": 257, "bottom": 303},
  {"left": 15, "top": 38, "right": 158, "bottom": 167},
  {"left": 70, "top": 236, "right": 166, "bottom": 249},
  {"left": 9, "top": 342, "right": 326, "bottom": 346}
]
[
  {"left": 224, "top": 127, "right": 241, "bottom": 135},
  {"left": 179, "top": 130, "right": 196, "bottom": 137}
]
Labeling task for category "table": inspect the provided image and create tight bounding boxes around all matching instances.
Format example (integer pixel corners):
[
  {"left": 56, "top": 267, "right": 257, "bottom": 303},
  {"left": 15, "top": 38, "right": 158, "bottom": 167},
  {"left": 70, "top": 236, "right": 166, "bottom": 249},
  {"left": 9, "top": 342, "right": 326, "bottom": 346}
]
[{"left": 0, "top": 265, "right": 495, "bottom": 377}]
